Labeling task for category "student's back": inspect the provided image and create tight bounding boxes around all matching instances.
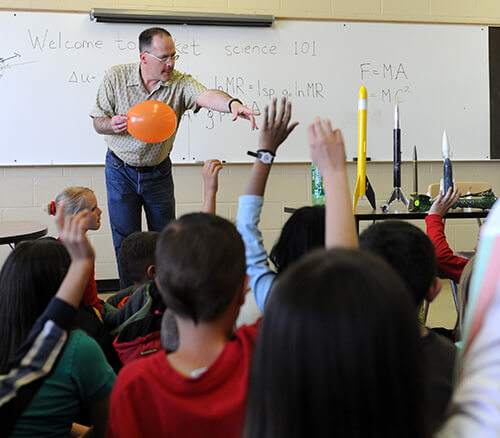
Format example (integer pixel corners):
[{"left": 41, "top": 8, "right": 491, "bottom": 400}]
[
  {"left": 107, "top": 213, "right": 257, "bottom": 438},
  {"left": 359, "top": 220, "right": 456, "bottom": 431}
]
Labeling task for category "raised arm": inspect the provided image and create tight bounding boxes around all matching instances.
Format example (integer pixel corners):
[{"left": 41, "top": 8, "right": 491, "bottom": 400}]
[
  {"left": 202, "top": 159, "right": 223, "bottom": 214},
  {"left": 237, "top": 98, "right": 298, "bottom": 312},
  {"left": 307, "top": 119, "right": 357, "bottom": 249},
  {"left": 426, "top": 187, "right": 468, "bottom": 283},
  {"left": 197, "top": 90, "right": 260, "bottom": 130}
]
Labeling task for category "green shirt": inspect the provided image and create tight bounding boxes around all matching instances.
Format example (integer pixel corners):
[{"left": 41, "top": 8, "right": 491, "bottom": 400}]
[
  {"left": 12, "top": 329, "right": 116, "bottom": 438},
  {"left": 90, "top": 62, "right": 207, "bottom": 166}
]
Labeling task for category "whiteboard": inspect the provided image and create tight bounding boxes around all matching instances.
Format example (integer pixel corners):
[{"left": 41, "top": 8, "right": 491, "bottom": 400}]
[{"left": 0, "top": 11, "right": 490, "bottom": 164}]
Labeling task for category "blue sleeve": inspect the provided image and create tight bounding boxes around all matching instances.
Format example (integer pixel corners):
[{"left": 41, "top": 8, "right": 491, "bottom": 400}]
[{"left": 236, "top": 194, "right": 276, "bottom": 313}]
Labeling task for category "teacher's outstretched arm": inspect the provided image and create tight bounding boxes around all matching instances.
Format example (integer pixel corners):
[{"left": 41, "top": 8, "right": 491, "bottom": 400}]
[{"left": 196, "top": 89, "right": 260, "bottom": 130}]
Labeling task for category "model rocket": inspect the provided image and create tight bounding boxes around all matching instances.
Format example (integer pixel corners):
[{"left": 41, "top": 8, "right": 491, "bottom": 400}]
[
  {"left": 441, "top": 130, "right": 454, "bottom": 194},
  {"left": 381, "top": 98, "right": 409, "bottom": 212},
  {"left": 353, "top": 86, "right": 376, "bottom": 211}
]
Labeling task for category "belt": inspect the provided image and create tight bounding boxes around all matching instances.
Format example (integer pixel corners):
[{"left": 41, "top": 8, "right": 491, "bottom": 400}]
[{"left": 109, "top": 150, "right": 158, "bottom": 173}]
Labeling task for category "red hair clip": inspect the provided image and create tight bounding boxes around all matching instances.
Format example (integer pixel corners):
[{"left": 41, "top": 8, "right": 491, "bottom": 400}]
[{"left": 50, "top": 201, "right": 56, "bottom": 216}]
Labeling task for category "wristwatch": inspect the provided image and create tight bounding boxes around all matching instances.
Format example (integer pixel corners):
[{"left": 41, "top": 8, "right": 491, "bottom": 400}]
[{"left": 247, "top": 149, "right": 275, "bottom": 165}]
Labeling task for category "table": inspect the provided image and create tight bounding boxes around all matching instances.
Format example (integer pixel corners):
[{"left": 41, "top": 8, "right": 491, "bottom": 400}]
[
  {"left": 0, "top": 221, "right": 49, "bottom": 248},
  {"left": 283, "top": 207, "right": 489, "bottom": 234}
]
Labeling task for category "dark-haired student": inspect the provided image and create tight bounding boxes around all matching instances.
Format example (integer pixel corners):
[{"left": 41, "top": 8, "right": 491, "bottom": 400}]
[
  {"left": 0, "top": 207, "right": 115, "bottom": 437},
  {"left": 425, "top": 187, "right": 469, "bottom": 284},
  {"left": 106, "top": 100, "right": 295, "bottom": 438},
  {"left": 237, "top": 110, "right": 356, "bottom": 312},
  {"left": 244, "top": 248, "right": 427, "bottom": 438},
  {"left": 105, "top": 160, "right": 224, "bottom": 365},
  {"left": 359, "top": 220, "right": 457, "bottom": 432}
]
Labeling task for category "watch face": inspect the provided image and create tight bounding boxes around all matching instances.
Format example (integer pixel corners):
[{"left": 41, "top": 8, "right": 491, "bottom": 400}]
[{"left": 259, "top": 152, "right": 274, "bottom": 164}]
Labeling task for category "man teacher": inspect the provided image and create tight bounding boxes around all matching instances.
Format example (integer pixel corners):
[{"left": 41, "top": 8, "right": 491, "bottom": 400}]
[{"left": 91, "top": 27, "right": 259, "bottom": 286}]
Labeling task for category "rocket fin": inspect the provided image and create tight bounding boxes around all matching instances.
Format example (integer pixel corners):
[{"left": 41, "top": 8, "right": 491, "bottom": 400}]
[{"left": 366, "top": 177, "right": 376, "bottom": 210}]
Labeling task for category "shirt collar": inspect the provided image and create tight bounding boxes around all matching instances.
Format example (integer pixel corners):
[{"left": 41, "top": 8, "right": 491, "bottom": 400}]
[{"left": 127, "top": 63, "right": 172, "bottom": 89}]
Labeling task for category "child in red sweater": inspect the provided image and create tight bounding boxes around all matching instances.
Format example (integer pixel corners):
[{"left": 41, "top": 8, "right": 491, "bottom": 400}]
[{"left": 47, "top": 187, "right": 103, "bottom": 311}]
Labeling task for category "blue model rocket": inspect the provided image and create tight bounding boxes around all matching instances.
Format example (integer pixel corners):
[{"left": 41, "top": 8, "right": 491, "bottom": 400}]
[{"left": 441, "top": 130, "right": 454, "bottom": 194}]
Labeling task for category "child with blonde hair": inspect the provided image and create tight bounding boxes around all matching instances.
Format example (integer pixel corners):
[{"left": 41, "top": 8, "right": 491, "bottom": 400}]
[{"left": 47, "top": 187, "right": 103, "bottom": 310}]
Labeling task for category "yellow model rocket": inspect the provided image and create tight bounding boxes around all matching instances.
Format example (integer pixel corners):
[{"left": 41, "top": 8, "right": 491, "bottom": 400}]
[{"left": 353, "top": 86, "right": 376, "bottom": 211}]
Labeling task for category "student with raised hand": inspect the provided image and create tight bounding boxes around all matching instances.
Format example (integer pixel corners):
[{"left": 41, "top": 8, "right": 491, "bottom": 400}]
[
  {"left": 425, "top": 187, "right": 468, "bottom": 283},
  {"left": 237, "top": 104, "right": 357, "bottom": 313},
  {"left": 0, "top": 206, "right": 116, "bottom": 437},
  {"left": 236, "top": 97, "right": 299, "bottom": 311}
]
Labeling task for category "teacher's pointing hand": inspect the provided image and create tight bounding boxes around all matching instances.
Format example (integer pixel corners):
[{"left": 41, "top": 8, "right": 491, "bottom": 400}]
[{"left": 230, "top": 101, "right": 260, "bottom": 130}]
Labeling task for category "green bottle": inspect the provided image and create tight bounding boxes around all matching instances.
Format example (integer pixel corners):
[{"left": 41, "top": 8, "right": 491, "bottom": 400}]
[{"left": 311, "top": 163, "right": 325, "bottom": 205}]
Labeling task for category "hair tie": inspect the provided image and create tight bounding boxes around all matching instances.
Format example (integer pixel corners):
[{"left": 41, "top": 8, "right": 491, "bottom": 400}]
[{"left": 50, "top": 201, "right": 56, "bottom": 216}]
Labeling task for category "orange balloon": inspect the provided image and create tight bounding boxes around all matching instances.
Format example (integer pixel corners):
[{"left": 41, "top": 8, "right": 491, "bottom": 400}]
[{"left": 127, "top": 100, "right": 177, "bottom": 143}]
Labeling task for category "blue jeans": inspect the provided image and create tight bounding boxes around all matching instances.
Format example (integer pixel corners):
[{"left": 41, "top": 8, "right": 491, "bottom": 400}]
[{"left": 105, "top": 150, "right": 175, "bottom": 287}]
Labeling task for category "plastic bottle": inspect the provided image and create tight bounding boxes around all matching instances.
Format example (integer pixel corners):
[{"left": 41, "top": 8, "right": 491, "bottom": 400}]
[{"left": 311, "top": 163, "right": 325, "bottom": 205}]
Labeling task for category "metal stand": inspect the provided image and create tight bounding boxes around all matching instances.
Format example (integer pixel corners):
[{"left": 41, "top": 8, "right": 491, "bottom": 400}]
[{"left": 381, "top": 187, "right": 409, "bottom": 213}]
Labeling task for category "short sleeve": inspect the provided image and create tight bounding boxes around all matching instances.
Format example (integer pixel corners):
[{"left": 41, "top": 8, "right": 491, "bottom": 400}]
[
  {"left": 180, "top": 74, "right": 207, "bottom": 113},
  {"left": 70, "top": 330, "right": 116, "bottom": 403},
  {"left": 90, "top": 70, "right": 117, "bottom": 119}
]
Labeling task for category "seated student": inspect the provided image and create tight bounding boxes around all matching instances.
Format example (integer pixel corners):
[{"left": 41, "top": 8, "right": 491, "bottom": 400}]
[
  {"left": 244, "top": 248, "right": 427, "bottom": 438},
  {"left": 105, "top": 161, "right": 225, "bottom": 364},
  {"left": 47, "top": 186, "right": 104, "bottom": 311},
  {"left": 0, "top": 206, "right": 115, "bottom": 438},
  {"left": 359, "top": 220, "right": 456, "bottom": 431},
  {"left": 425, "top": 187, "right": 469, "bottom": 283},
  {"left": 107, "top": 99, "right": 298, "bottom": 438},
  {"left": 237, "top": 116, "right": 321, "bottom": 312},
  {"left": 237, "top": 111, "right": 357, "bottom": 312},
  {"left": 103, "top": 231, "right": 161, "bottom": 333}
]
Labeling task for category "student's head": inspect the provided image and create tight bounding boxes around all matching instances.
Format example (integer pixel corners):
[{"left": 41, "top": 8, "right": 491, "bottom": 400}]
[
  {"left": 270, "top": 206, "right": 325, "bottom": 273},
  {"left": 46, "top": 186, "right": 102, "bottom": 231},
  {"left": 155, "top": 213, "right": 247, "bottom": 324},
  {"left": 244, "top": 248, "right": 427, "bottom": 438},
  {"left": 119, "top": 231, "right": 160, "bottom": 287},
  {"left": 359, "top": 220, "right": 439, "bottom": 308},
  {"left": 0, "top": 238, "right": 70, "bottom": 373}
]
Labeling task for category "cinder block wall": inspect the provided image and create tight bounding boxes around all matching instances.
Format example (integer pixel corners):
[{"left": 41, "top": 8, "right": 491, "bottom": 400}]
[{"left": 1, "top": 0, "right": 499, "bottom": 279}]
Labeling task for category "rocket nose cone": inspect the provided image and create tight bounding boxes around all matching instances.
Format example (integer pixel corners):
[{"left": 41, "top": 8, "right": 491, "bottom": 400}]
[
  {"left": 359, "top": 86, "right": 367, "bottom": 99},
  {"left": 442, "top": 130, "right": 450, "bottom": 158}
]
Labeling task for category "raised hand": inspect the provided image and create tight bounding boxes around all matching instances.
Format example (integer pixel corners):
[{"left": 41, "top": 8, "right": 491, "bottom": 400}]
[
  {"left": 202, "top": 159, "right": 223, "bottom": 194},
  {"left": 307, "top": 118, "right": 346, "bottom": 174},
  {"left": 429, "top": 187, "right": 461, "bottom": 217},
  {"left": 258, "top": 97, "right": 299, "bottom": 155}
]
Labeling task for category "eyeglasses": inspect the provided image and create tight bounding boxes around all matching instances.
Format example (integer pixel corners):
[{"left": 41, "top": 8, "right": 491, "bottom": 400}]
[{"left": 143, "top": 51, "right": 180, "bottom": 64}]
